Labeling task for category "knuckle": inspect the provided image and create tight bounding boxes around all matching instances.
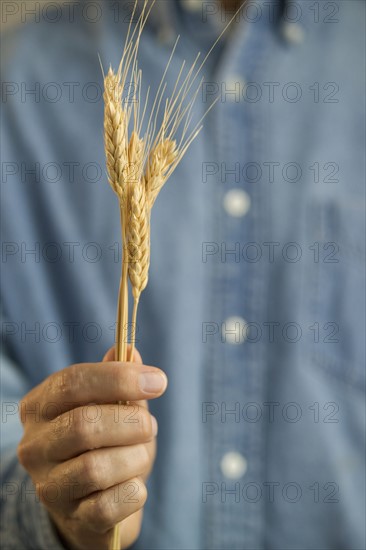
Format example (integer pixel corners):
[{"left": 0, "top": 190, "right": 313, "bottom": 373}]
[
  {"left": 81, "top": 453, "right": 99, "bottom": 485},
  {"left": 17, "top": 440, "right": 31, "bottom": 468},
  {"left": 47, "top": 412, "right": 71, "bottom": 442},
  {"left": 53, "top": 463, "right": 73, "bottom": 491},
  {"left": 117, "top": 478, "right": 147, "bottom": 510},
  {"left": 114, "top": 450, "right": 130, "bottom": 474},
  {"left": 139, "top": 445, "right": 151, "bottom": 471},
  {"left": 119, "top": 445, "right": 150, "bottom": 476},
  {"left": 131, "top": 478, "right": 148, "bottom": 508},
  {"left": 71, "top": 408, "right": 92, "bottom": 447},
  {"left": 47, "top": 365, "right": 80, "bottom": 404}
]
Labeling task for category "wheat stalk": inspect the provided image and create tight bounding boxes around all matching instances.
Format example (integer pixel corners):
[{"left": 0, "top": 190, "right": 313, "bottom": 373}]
[{"left": 102, "top": 1, "right": 246, "bottom": 547}]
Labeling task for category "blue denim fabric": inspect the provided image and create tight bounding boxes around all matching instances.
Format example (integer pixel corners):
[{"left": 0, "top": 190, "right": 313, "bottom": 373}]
[{"left": 1, "top": 1, "right": 365, "bottom": 549}]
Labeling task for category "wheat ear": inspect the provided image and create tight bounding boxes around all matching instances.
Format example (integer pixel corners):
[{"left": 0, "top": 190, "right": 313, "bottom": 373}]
[
  {"left": 104, "top": 69, "right": 127, "bottom": 204},
  {"left": 126, "top": 181, "right": 150, "bottom": 359},
  {"left": 145, "top": 139, "right": 178, "bottom": 207}
]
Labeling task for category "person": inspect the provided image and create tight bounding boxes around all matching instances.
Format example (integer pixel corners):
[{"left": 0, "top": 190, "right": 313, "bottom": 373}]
[{"left": 1, "top": 1, "right": 365, "bottom": 549}]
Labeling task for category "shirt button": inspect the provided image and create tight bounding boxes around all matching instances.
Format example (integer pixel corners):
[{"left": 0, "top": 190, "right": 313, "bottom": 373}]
[
  {"left": 281, "top": 22, "right": 305, "bottom": 45},
  {"left": 220, "top": 452, "right": 248, "bottom": 480},
  {"left": 223, "top": 189, "right": 251, "bottom": 217},
  {"left": 222, "top": 316, "right": 247, "bottom": 345},
  {"left": 181, "top": 0, "right": 202, "bottom": 13}
]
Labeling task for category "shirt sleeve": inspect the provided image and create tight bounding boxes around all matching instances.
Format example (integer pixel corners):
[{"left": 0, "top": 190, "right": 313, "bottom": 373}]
[
  {"left": 1, "top": 345, "right": 67, "bottom": 549},
  {"left": 1, "top": 451, "right": 68, "bottom": 550}
]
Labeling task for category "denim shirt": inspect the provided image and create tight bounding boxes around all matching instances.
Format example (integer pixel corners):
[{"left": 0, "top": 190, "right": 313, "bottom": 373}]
[{"left": 1, "top": 1, "right": 365, "bottom": 549}]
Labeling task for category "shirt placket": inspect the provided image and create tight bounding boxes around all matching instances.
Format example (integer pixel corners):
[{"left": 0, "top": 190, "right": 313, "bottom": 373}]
[{"left": 203, "top": 9, "right": 274, "bottom": 550}]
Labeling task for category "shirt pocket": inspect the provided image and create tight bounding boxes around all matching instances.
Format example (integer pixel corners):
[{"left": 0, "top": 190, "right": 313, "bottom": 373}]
[{"left": 303, "top": 198, "right": 365, "bottom": 389}]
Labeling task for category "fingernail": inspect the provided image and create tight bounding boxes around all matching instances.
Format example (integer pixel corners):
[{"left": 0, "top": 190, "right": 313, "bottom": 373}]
[
  {"left": 151, "top": 415, "right": 158, "bottom": 437},
  {"left": 139, "top": 371, "right": 167, "bottom": 394}
]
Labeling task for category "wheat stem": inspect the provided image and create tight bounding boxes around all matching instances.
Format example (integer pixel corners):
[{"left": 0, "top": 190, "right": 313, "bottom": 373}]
[
  {"left": 110, "top": 523, "right": 120, "bottom": 550},
  {"left": 119, "top": 207, "right": 129, "bottom": 363},
  {"left": 129, "top": 296, "right": 140, "bottom": 362}
]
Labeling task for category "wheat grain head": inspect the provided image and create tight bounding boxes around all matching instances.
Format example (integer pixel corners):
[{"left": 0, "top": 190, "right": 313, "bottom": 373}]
[
  {"left": 145, "top": 139, "right": 178, "bottom": 207},
  {"left": 104, "top": 68, "right": 127, "bottom": 204},
  {"left": 126, "top": 181, "right": 150, "bottom": 300}
]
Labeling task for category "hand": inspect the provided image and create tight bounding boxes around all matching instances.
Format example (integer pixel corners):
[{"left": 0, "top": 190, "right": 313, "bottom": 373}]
[{"left": 17, "top": 346, "right": 168, "bottom": 550}]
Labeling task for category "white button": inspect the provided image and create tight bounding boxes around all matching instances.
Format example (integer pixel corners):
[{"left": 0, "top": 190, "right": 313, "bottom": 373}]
[
  {"left": 282, "top": 22, "right": 305, "bottom": 45},
  {"left": 182, "top": 0, "right": 202, "bottom": 13},
  {"left": 223, "top": 189, "right": 251, "bottom": 217},
  {"left": 220, "top": 452, "right": 248, "bottom": 480},
  {"left": 222, "top": 316, "right": 247, "bottom": 345}
]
